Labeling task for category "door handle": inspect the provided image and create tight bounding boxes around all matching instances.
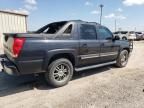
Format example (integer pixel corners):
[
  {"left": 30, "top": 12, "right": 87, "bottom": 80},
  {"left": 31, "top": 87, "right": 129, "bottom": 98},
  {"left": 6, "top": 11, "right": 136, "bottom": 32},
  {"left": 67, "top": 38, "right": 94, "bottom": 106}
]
[
  {"left": 101, "top": 43, "right": 105, "bottom": 46},
  {"left": 82, "top": 43, "right": 87, "bottom": 47}
]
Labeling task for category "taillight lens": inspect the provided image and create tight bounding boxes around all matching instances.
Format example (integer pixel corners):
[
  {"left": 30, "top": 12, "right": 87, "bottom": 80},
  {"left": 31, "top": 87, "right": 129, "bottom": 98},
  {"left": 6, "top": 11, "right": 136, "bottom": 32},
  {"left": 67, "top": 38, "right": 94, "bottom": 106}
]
[{"left": 13, "top": 37, "right": 25, "bottom": 58}]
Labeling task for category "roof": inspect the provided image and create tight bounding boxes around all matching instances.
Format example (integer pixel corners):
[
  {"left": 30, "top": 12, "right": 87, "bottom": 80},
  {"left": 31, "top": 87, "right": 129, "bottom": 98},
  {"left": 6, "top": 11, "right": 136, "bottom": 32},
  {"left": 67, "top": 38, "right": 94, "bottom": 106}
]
[
  {"left": 56, "top": 20, "right": 100, "bottom": 25},
  {"left": 69, "top": 20, "right": 100, "bottom": 24},
  {"left": 0, "top": 9, "right": 28, "bottom": 16}
]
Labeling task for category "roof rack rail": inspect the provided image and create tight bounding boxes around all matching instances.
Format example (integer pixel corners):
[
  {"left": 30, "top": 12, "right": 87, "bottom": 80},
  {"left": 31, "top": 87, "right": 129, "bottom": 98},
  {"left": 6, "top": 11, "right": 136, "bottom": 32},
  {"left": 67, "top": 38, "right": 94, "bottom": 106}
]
[{"left": 89, "top": 22, "right": 100, "bottom": 25}]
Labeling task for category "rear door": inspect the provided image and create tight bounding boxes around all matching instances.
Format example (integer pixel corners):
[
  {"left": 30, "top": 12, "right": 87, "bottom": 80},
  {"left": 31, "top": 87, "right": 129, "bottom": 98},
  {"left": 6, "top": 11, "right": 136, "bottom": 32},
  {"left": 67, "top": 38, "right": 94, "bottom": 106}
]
[
  {"left": 78, "top": 24, "right": 101, "bottom": 67},
  {"left": 96, "top": 26, "right": 119, "bottom": 63}
]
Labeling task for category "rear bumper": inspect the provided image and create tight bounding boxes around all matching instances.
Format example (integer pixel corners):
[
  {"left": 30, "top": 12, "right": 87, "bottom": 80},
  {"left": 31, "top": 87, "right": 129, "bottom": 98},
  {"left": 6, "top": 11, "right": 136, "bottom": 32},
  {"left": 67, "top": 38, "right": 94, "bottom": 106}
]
[
  {"left": 137, "top": 37, "right": 143, "bottom": 40},
  {"left": 0, "top": 55, "right": 19, "bottom": 75}
]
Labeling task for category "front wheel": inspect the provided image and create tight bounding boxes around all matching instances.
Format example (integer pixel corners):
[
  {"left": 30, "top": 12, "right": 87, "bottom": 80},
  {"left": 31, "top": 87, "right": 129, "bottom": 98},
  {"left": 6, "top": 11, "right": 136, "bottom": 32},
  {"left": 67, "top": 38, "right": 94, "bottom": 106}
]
[
  {"left": 45, "top": 58, "right": 73, "bottom": 87},
  {"left": 116, "top": 50, "right": 129, "bottom": 68}
]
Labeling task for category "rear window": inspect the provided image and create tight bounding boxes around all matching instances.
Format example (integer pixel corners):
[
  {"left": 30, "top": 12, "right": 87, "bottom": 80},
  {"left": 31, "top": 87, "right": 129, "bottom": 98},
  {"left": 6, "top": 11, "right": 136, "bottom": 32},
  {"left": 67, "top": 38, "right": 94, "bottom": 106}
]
[
  {"left": 121, "top": 31, "right": 128, "bottom": 34},
  {"left": 136, "top": 32, "right": 142, "bottom": 34},
  {"left": 63, "top": 24, "right": 73, "bottom": 34},
  {"left": 113, "top": 32, "right": 119, "bottom": 34}
]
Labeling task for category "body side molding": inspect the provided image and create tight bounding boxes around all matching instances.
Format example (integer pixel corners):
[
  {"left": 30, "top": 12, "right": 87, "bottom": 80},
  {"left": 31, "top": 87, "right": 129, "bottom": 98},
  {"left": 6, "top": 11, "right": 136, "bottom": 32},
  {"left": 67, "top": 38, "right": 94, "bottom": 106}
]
[{"left": 75, "top": 61, "right": 116, "bottom": 71}]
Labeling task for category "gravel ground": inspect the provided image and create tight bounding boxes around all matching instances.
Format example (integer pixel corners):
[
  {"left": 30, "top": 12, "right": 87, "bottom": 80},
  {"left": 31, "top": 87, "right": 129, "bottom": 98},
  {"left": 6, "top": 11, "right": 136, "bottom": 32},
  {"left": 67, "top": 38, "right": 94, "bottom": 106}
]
[{"left": 0, "top": 41, "right": 144, "bottom": 108}]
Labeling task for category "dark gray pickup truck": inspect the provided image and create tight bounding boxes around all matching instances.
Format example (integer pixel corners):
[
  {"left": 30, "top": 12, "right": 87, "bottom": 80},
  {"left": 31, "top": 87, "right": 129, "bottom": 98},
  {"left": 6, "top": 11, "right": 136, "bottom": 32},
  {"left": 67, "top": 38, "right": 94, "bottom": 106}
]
[{"left": 0, "top": 20, "right": 132, "bottom": 87}]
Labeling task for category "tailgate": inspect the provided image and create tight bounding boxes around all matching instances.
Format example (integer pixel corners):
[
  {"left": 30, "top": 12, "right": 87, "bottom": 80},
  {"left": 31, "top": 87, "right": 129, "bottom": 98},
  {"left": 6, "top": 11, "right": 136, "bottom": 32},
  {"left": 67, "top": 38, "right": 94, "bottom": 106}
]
[{"left": 3, "top": 33, "right": 16, "bottom": 60}]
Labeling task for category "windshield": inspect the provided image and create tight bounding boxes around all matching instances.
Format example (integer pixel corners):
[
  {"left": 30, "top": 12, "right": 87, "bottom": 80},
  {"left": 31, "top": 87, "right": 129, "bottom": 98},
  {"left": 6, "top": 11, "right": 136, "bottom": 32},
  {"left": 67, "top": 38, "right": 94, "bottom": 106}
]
[
  {"left": 35, "top": 21, "right": 68, "bottom": 34},
  {"left": 136, "top": 32, "right": 142, "bottom": 34},
  {"left": 113, "top": 32, "right": 119, "bottom": 34},
  {"left": 121, "top": 31, "right": 128, "bottom": 34},
  {"left": 129, "top": 31, "right": 135, "bottom": 34}
]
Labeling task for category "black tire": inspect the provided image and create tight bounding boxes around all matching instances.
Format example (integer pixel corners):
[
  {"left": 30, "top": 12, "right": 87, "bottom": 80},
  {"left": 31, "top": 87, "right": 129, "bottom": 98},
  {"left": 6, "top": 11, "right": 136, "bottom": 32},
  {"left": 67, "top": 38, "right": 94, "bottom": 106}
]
[
  {"left": 45, "top": 58, "right": 73, "bottom": 87},
  {"left": 116, "top": 50, "right": 129, "bottom": 68},
  {"left": 122, "top": 37, "right": 127, "bottom": 40}
]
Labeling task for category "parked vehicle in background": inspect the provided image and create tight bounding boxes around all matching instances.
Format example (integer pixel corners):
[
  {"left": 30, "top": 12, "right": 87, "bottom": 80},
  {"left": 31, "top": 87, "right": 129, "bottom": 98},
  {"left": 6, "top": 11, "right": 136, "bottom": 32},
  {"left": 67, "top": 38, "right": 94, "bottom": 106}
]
[
  {"left": 142, "top": 32, "right": 144, "bottom": 40},
  {"left": 113, "top": 31, "right": 136, "bottom": 40},
  {"left": 135, "top": 32, "right": 143, "bottom": 40},
  {"left": 0, "top": 20, "right": 132, "bottom": 87},
  {"left": 113, "top": 31, "right": 128, "bottom": 40},
  {"left": 129, "top": 31, "right": 137, "bottom": 40}
]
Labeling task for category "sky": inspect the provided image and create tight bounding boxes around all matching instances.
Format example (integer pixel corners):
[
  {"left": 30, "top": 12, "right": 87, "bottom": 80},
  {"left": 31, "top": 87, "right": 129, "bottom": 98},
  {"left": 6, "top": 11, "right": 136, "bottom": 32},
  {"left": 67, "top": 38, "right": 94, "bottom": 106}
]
[{"left": 0, "top": 0, "right": 144, "bottom": 31}]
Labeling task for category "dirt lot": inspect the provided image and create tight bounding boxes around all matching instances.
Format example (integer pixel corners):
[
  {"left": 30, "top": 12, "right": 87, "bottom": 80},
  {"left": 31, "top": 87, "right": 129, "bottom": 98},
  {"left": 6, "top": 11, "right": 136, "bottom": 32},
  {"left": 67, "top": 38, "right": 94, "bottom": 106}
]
[{"left": 0, "top": 41, "right": 144, "bottom": 108}]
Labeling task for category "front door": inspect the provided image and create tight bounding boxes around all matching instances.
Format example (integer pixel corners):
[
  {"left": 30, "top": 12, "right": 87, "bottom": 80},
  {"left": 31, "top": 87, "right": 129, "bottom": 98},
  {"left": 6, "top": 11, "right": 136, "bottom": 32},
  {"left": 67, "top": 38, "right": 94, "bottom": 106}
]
[
  {"left": 79, "top": 24, "right": 101, "bottom": 67},
  {"left": 96, "top": 26, "right": 119, "bottom": 63}
]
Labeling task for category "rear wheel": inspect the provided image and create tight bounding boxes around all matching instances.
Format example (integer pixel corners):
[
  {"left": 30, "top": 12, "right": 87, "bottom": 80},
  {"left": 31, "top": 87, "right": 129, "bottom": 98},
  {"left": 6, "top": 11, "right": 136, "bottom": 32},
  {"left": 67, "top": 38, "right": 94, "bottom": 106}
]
[
  {"left": 45, "top": 58, "right": 73, "bottom": 87},
  {"left": 116, "top": 50, "right": 129, "bottom": 68},
  {"left": 122, "top": 37, "right": 127, "bottom": 40}
]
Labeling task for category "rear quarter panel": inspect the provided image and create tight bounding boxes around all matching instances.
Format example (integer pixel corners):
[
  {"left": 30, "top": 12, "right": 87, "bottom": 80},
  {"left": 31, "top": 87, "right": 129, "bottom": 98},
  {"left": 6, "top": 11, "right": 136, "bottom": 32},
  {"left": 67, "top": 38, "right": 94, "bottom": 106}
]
[{"left": 17, "top": 38, "right": 79, "bottom": 74}]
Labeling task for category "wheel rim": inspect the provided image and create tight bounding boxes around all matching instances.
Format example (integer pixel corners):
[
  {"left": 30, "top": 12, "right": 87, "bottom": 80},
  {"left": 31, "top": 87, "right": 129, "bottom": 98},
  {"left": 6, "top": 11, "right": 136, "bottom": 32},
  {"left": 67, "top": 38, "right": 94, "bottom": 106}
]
[
  {"left": 121, "top": 53, "right": 128, "bottom": 66},
  {"left": 53, "top": 63, "right": 70, "bottom": 82},
  {"left": 123, "top": 38, "right": 127, "bottom": 40}
]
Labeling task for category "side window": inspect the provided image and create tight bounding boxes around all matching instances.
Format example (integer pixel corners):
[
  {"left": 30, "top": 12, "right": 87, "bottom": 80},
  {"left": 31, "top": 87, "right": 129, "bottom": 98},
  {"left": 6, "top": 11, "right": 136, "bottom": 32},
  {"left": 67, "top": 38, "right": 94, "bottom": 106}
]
[
  {"left": 97, "top": 27, "right": 113, "bottom": 40},
  {"left": 80, "top": 24, "right": 97, "bottom": 40},
  {"left": 63, "top": 24, "right": 73, "bottom": 34}
]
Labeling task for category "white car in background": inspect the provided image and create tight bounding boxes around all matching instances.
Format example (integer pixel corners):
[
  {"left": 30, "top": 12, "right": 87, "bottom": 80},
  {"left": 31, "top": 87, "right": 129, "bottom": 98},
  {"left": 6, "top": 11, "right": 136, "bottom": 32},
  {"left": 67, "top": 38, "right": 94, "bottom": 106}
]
[
  {"left": 141, "top": 32, "right": 144, "bottom": 40},
  {"left": 135, "top": 32, "right": 144, "bottom": 40},
  {"left": 113, "top": 31, "right": 136, "bottom": 40}
]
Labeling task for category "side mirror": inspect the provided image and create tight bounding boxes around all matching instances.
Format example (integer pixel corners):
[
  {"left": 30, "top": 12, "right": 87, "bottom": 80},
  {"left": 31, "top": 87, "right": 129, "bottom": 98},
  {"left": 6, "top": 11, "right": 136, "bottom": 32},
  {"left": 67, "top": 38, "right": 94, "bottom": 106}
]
[{"left": 113, "top": 35, "right": 120, "bottom": 40}]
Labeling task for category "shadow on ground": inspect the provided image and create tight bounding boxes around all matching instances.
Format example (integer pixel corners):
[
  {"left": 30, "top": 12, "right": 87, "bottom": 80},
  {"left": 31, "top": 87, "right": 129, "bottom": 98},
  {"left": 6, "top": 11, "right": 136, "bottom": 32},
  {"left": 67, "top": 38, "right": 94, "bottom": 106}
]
[{"left": 0, "top": 65, "right": 115, "bottom": 97}]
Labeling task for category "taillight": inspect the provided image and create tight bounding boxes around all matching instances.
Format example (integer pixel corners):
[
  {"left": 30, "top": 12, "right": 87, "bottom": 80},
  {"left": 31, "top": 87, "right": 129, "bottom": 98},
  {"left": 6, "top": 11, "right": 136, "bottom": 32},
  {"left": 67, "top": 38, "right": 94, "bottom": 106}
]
[{"left": 12, "top": 37, "right": 25, "bottom": 58}]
